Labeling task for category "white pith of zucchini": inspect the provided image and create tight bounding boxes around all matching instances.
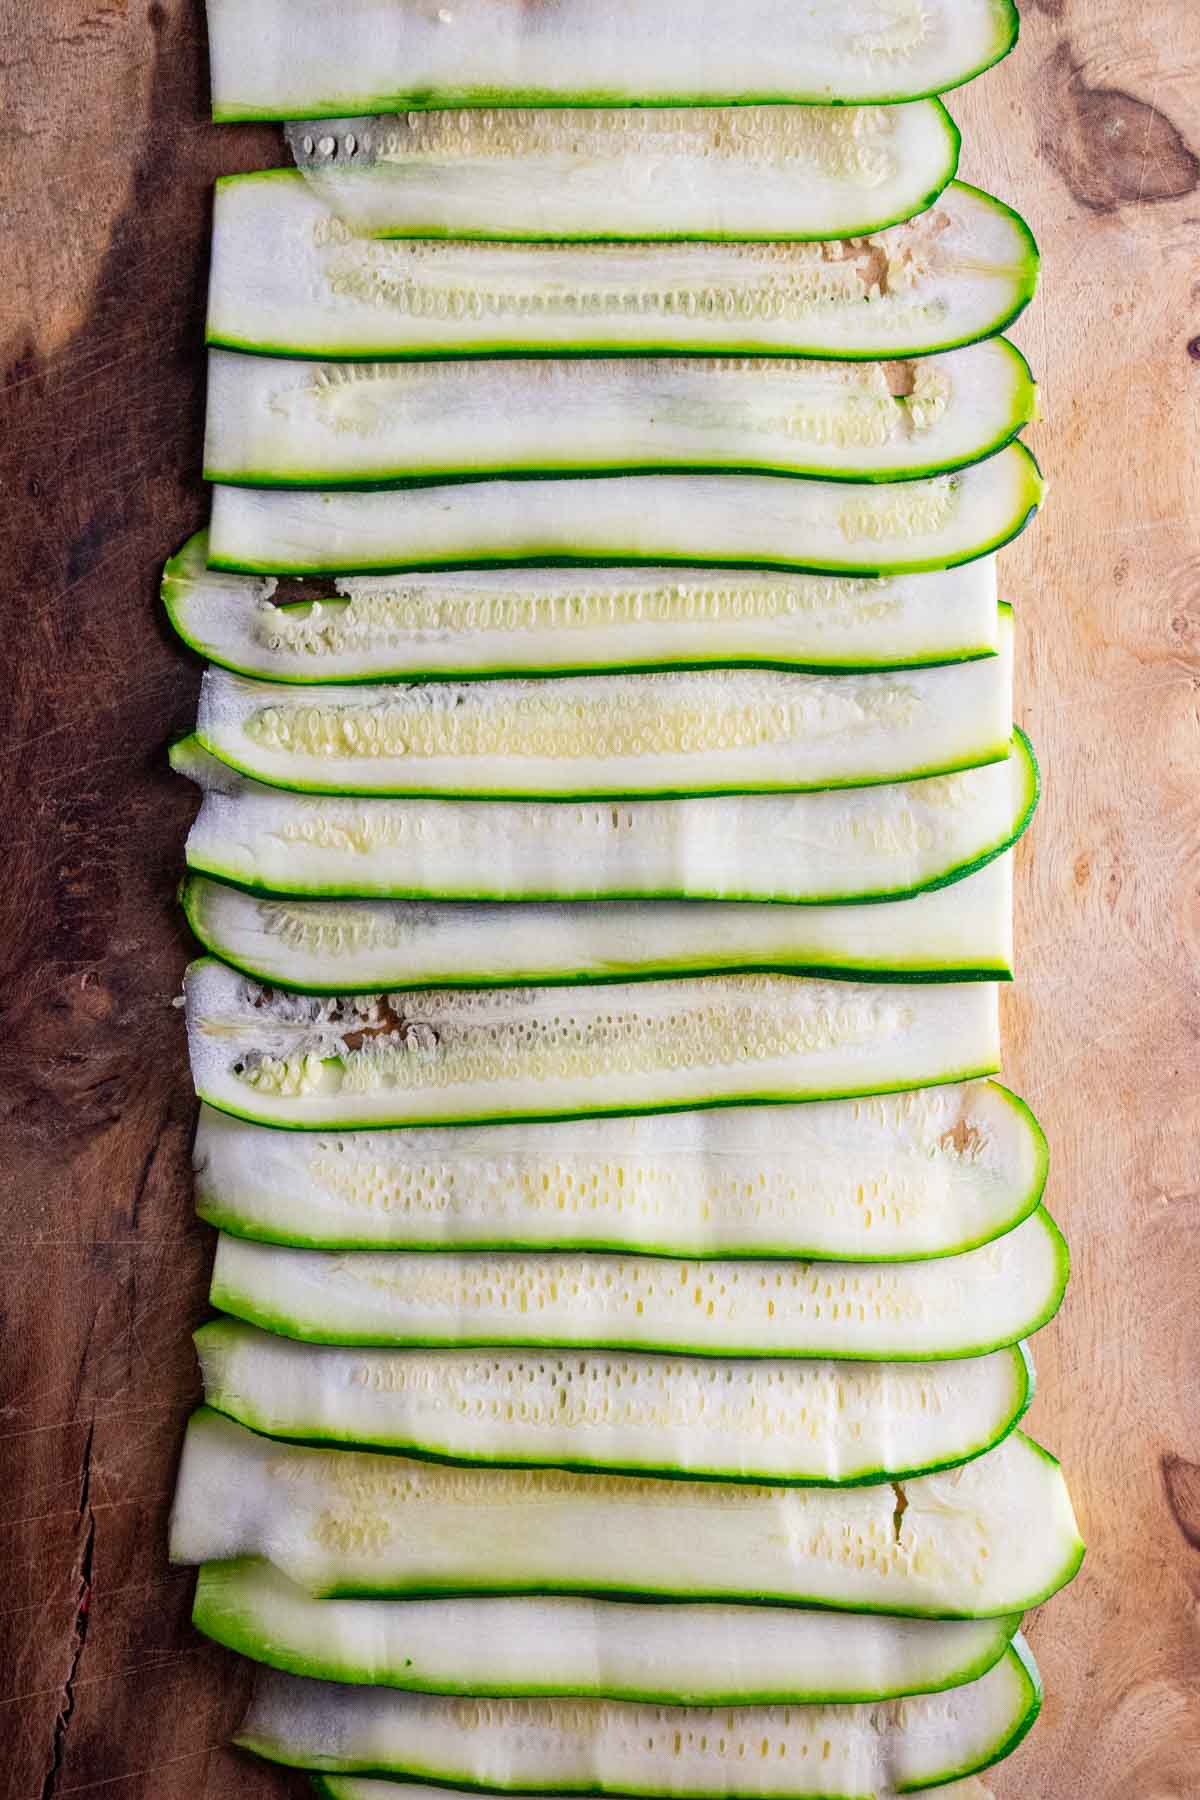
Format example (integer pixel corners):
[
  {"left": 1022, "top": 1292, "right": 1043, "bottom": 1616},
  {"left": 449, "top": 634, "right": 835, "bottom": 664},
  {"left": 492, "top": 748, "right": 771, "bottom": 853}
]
[
  {"left": 192, "top": 1079, "right": 1049, "bottom": 1262},
  {"left": 179, "top": 855, "right": 1015, "bottom": 992},
  {"left": 184, "top": 957, "right": 1002, "bottom": 1131},
  {"left": 206, "top": 0, "right": 1019, "bottom": 120},
  {"left": 207, "top": 1208, "right": 1067, "bottom": 1360},
  {"left": 285, "top": 102, "right": 960, "bottom": 243},
  {"left": 192, "top": 613, "right": 1013, "bottom": 799},
  {"left": 171, "top": 1408, "right": 1084, "bottom": 1616},
  {"left": 203, "top": 342, "right": 1036, "bottom": 491},
  {"left": 197, "top": 1316, "right": 1034, "bottom": 1483},
  {"left": 207, "top": 178, "right": 1038, "bottom": 363},
  {"left": 234, "top": 1648, "right": 1042, "bottom": 1794},
  {"left": 193, "top": 1558, "right": 1022, "bottom": 1704},
  {"left": 207, "top": 448, "right": 1043, "bottom": 580},
  {"left": 310, "top": 1780, "right": 1001, "bottom": 1800},
  {"left": 164, "top": 531, "right": 1004, "bottom": 680}
]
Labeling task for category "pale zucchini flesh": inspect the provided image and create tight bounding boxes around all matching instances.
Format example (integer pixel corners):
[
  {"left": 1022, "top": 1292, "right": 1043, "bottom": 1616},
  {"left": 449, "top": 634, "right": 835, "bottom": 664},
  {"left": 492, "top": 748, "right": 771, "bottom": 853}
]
[
  {"left": 193, "top": 1559, "right": 1022, "bottom": 1704},
  {"left": 196, "top": 1317, "right": 1034, "bottom": 1483},
  {"left": 173, "top": 728, "right": 1037, "bottom": 907},
  {"left": 235, "top": 1649, "right": 1042, "bottom": 1795},
  {"left": 203, "top": 342, "right": 1036, "bottom": 490},
  {"left": 185, "top": 957, "right": 1003, "bottom": 1130},
  {"left": 206, "top": 0, "right": 1019, "bottom": 119},
  {"left": 192, "top": 1080, "right": 1049, "bottom": 1262},
  {"left": 207, "top": 177, "right": 1038, "bottom": 362},
  {"left": 207, "top": 448, "right": 1044, "bottom": 580},
  {"left": 170, "top": 1409, "right": 1084, "bottom": 1616},
  {"left": 164, "top": 532, "right": 1004, "bottom": 680},
  {"left": 192, "top": 612, "right": 1014, "bottom": 799},
  {"left": 286, "top": 102, "right": 960, "bottom": 243},
  {"left": 207, "top": 1209, "right": 1066, "bottom": 1361},
  {"left": 311, "top": 1781, "right": 1001, "bottom": 1800},
  {"left": 180, "top": 855, "right": 1016, "bottom": 993}
]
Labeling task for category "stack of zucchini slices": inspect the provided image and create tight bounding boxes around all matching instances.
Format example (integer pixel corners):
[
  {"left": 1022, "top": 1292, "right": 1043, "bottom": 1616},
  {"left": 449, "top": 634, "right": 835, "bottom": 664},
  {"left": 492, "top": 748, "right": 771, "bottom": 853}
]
[{"left": 169, "top": 3, "right": 1080, "bottom": 1793}]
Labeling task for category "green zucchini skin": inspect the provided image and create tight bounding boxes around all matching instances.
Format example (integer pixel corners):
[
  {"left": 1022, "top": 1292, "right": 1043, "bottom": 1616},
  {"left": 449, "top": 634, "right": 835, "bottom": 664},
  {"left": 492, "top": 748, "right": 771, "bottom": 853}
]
[
  {"left": 176, "top": 854, "right": 1016, "bottom": 994},
  {"left": 285, "top": 103, "right": 960, "bottom": 245},
  {"left": 207, "top": 0, "right": 1018, "bottom": 119},
  {"left": 163, "top": 532, "right": 1004, "bottom": 681},
  {"left": 231, "top": 1645, "right": 1042, "bottom": 1794},
  {"left": 206, "top": 1210, "right": 1068, "bottom": 1362},
  {"left": 195, "top": 1317, "right": 1035, "bottom": 1486},
  {"left": 207, "top": 177, "right": 1038, "bottom": 363},
  {"left": 205, "top": 449, "right": 1045, "bottom": 582},
  {"left": 191, "top": 1081, "right": 1049, "bottom": 1264},
  {"left": 192, "top": 1559, "right": 1023, "bottom": 1704},
  {"left": 308, "top": 1781, "right": 1005, "bottom": 1800},
  {"left": 201, "top": 342, "right": 1038, "bottom": 492}
]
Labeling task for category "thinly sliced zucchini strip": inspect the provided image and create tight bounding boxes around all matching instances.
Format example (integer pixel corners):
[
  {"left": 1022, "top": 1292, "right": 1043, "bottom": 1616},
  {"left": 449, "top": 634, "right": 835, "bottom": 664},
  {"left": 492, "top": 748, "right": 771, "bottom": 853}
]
[
  {"left": 179, "top": 855, "right": 1015, "bottom": 991},
  {"left": 207, "top": 448, "right": 1044, "bottom": 580},
  {"left": 192, "top": 1079, "right": 1049, "bottom": 1262},
  {"left": 192, "top": 614, "right": 1013, "bottom": 799},
  {"left": 164, "top": 532, "right": 1003, "bottom": 680},
  {"left": 184, "top": 958, "right": 1002, "bottom": 1130},
  {"left": 207, "top": 178, "right": 1037, "bottom": 362},
  {"left": 170, "top": 1409, "right": 1084, "bottom": 1615},
  {"left": 194, "top": 1558, "right": 1022, "bottom": 1703},
  {"left": 206, "top": 0, "right": 1019, "bottom": 119},
  {"left": 242, "top": 1650, "right": 1039, "bottom": 1795},
  {"left": 204, "top": 343, "right": 1036, "bottom": 490},
  {"left": 172, "top": 730, "right": 1038, "bottom": 907},
  {"left": 311, "top": 1781, "right": 1000, "bottom": 1800},
  {"left": 197, "top": 1317, "right": 1034, "bottom": 1482},
  {"left": 286, "top": 102, "right": 960, "bottom": 243},
  {"left": 236, "top": 1648, "right": 1041, "bottom": 1794},
  {"left": 207, "top": 1209, "right": 1066, "bottom": 1359}
]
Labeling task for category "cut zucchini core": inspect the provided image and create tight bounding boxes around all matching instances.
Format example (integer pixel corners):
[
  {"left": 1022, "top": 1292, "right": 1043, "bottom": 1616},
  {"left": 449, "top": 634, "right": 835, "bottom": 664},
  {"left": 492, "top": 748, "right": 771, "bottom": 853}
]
[
  {"left": 235, "top": 1648, "right": 1042, "bottom": 1794},
  {"left": 206, "top": 0, "right": 1019, "bottom": 119},
  {"left": 207, "top": 177, "right": 1038, "bottom": 362},
  {"left": 192, "top": 612, "right": 1013, "bottom": 799},
  {"left": 185, "top": 957, "right": 1002, "bottom": 1130},
  {"left": 164, "top": 531, "right": 1003, "bottom": 680},
  {"left": 197, "top": 1317, "right": 1034, "bottom": 1482},
  {"left": 207, "top": 448, "right": 1043, "bottom": 580},
  {"left": 286, "top": 102, "right": 960, "bottom": 243},
  {"left": 192, "top": 1079, "right": 1049, "bottom": 1262},
  {"left": 170, "top": 1408, "right": 1084, "bottom": 1616},
  {"left": 172, "top": 729, "right": 1037, "bottom": 907},
  {"left": 203, "top": 342, "right": 1036, "bottom": 490},
  {"left": 207, "top": 1209, "right": 1066, "bottom": 1360},
  {"left": 193, "top": 1558, "right": 1021, "bottom": 1704}
]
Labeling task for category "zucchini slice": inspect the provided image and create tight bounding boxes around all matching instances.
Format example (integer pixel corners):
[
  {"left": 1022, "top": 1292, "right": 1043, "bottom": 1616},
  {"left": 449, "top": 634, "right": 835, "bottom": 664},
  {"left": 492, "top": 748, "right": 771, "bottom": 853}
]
[
  {"left": 285, "top": 102, "right": 961, "bottom": 243},
  {"left": 207, "top": 177, "right": 1037, "bottom": 362},
  {"left": 311, "top": 1782, "right": 999, "bottom": 1800},
  {"left": 193, "top": 1558, "right": 1021, "bottom": 1703},
  {"left": 192, "top": 614, "right": 1013, "bottom": 799},
  {"left": 171, "top": 1409, "right": 1083, "bottom": 1615},
  {"left": 206, "top": 0, "right": 1019, "bottom": 120},
  {"left": 234, "top": 1649, "right": 1041, "bottom": 1793},
  {"left": 207, "top": 448, "right": 1043, "bottom": 580},
  {"left": 164, "top": 533, "right": 1003, "bottom": 681},
  {"left": 203, "top": 342, "right": 1036, "bottom": 490},
  {"left": 197, "top": 1317, "right": 1034, "bottom": 1482},
  {"left": 192, "top": 1079, "right": 1049, "bottom": 1262},
  {"left": 207, "top": 1208, "right": 1067, "bottom": 1359},
  {"left": 172, "top": 730, "right": 1038, "bottom": 907},
  {"left": 184, "top": 958, "right": 1002, "bottom": 1130},
  {"left": 178, "top": 855, "right": 1016, "bottom": 991}
]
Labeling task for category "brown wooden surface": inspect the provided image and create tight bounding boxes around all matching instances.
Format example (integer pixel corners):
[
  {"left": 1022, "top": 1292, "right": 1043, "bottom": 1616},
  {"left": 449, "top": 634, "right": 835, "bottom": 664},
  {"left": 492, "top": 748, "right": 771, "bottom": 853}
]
[{"left": 1, "top": 3, "right": 1198, "bottom": 1796}]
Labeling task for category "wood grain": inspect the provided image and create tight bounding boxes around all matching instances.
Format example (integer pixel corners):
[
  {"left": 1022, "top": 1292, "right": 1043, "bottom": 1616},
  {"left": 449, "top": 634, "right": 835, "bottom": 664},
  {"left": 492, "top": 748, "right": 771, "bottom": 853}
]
[{"left": 1, "top": 2, "right": 1197, "bottom": 1796}]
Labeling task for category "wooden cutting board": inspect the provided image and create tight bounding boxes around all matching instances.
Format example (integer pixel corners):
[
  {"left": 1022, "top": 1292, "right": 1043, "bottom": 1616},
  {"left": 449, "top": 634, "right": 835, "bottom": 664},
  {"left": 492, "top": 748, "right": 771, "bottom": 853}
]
[{"left": 1, "top": 3, "right": 1197, "bottom": 1794}]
